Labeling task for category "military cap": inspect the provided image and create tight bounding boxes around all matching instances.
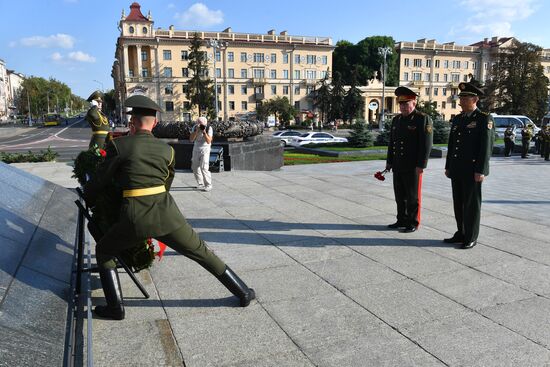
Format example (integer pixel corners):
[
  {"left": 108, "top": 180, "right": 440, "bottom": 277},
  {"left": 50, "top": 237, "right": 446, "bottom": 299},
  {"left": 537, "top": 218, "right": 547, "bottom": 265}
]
[
  {"left": 395, "top": 86, "right": 419, "bottom": 102},
  {"left": 458, "top": 82, "right": 484, "bottom": 97},
  {"left": 87, "top": 90, "right": 103, "bottom": 102},
  {"left": 124, "top": 95, "right": 163, "bottom": 116}
]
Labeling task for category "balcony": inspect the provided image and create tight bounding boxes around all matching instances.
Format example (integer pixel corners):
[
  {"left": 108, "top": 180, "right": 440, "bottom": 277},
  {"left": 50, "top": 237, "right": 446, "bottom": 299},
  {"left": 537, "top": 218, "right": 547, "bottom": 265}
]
[
  {"left": 303, "top": 79, "right": 317, "bottom": 86},
  {"left": 254, "top": 93, "right": 265, "bottom": 101},
  {"left": 410, "top": 80, "right": 424, "bottom": 87},
  {"left": 126, "top": 76, "right": 153, "bottom": 83},
  {"left": 251, "top": 77, "right": 267, "bottom": 85}
]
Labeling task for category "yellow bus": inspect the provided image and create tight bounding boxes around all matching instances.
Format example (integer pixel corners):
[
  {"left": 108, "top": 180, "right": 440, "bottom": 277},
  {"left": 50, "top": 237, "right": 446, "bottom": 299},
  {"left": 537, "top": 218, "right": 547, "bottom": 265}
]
[{"left": 44, "top": 114, "right": 61, "bottom": 126}]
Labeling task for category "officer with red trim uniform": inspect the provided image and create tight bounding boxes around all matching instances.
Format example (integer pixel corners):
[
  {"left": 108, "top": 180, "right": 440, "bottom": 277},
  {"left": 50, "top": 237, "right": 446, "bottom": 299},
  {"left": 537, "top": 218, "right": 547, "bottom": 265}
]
[
  {"left": 386, "top": 86, "right": 433, "bottom": 233},
  {"left": 444, "top": 82, "right": 494, "bottom": 249},
  {"left": 84, "top": 95, "right": 255, "bottom": 320},
  {"left": 85, "top": 90, "right": 110, "bottom": 149}
]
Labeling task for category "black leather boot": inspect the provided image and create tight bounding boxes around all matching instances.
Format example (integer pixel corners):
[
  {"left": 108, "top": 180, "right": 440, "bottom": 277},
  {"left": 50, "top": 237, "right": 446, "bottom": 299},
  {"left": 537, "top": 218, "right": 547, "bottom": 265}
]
[
  {"left": 94, "top": 267, "right": 125, "bottom": 320},
  {"left": 217, "top": 266, "right": 256, "bottom": 307}
]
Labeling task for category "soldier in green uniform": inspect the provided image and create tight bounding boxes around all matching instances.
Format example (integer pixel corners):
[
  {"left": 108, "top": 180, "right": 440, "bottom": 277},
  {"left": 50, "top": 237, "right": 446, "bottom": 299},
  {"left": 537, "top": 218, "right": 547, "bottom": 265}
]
[
  {"left": 386, "top": 86, "right": 433, "bottom": 233},
  {"left": 85, "top": 90, "right": 110, "bottom": 149},
  {"left": 543, "top": 125, "right": 550, "bottom": 161},
  {"left": 84, "top": 95, "right": 255, "bottom": 320},
  {"left": 503, "top": 125, "right": 516, "bottom": 157},
  {"left": 444, "top": 82, "right": 494, "bottom": 249},
  {"left": 520, "top": 124, "right": 533, "bottom": 158}
]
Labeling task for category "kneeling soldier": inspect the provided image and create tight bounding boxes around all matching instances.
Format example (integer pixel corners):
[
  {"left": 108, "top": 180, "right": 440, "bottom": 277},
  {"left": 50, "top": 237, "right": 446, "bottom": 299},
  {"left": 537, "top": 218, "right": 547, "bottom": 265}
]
[{"left": 84, "top": 95, "right": 255, "bottom": 320}]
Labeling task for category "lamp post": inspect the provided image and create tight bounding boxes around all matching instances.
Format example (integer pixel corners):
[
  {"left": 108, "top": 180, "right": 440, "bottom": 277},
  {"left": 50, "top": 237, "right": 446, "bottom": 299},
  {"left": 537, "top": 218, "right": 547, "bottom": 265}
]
[
  {"left": 378, "top": 46, "right": 392, "bottom": 131},
  {"left": 207, "top": 39, "right": 228, "bottom": 121}
]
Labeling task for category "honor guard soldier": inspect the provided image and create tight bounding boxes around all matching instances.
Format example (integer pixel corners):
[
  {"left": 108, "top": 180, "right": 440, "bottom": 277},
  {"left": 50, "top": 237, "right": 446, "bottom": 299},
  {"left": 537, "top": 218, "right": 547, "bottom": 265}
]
[
  {"left": 85, "top": 90, "right": 110, "bottom": 149},
  {"left": 503, "top": 125, "right": 516, "bottom": 157},
  {"left": 84, "top": 95, "right": 255, "bottom": 320},
  {"left": 543, "top": 125, "right": 550, "bottom": 161},
  {"left": 444, "top": 82, "right": 495, "bottom": 249},
  {"left": 520, "top": 124, "right": 533, "bottom": 158},
  {"left": 386, "top": 86, "right": 433, "bottom": 233}
]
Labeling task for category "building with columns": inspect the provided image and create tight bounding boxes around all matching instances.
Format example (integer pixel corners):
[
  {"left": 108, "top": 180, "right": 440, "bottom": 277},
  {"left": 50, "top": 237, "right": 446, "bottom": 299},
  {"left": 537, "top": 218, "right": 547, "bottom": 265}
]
[
  {"left": 112, "top": 2, "right": 334, "bottom": 122},
  {"left": 0, "top": 59, "right": 8, "bottom": 121}
]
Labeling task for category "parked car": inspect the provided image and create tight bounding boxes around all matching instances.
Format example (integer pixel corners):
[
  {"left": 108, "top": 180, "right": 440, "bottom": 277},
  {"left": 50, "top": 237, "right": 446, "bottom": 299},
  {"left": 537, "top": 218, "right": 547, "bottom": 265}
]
[
  {"left": 491, "top": 114, "right": 540, "bottom": 140},
  {"left": 542, "top": 113, "right": 550, "bottom": 127},
  {"left": 290, "top": 132, "right": 348, "bottom": 146},
  {"left": 272, "top": 130, "right": 302, "bottom": 146}
]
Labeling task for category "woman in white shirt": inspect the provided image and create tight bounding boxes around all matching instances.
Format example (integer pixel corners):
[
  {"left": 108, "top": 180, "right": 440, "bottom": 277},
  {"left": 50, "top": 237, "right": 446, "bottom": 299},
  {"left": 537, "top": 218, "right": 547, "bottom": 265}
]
[{"left": 190, "top": 116, "right": 213, "bottom": 191}]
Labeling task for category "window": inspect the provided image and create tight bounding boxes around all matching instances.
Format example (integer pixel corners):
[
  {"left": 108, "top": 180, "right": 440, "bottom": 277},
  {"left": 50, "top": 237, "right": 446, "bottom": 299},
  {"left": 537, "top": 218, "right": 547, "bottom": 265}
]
[
  {"left": 434, "top": 73, "right": 440, "bottom": 82},
  {"left": 163, "top": 50, "right": 172, "bottom": 60},
  {"left": 215, "top": 51, "right": 221, "bottom": 62},
  {"left": 165, "top": 101, "right": 174, "bottom": 111},
  {"left": 444, "top": 74, "right": 448, "bottom": 82},
  {"left": 228, "top": 68, "right": 234, "bottom": 78},
  {"left": 270, "top": 69, "right": 277, "bottom": 78},
  {"left": 241, "top": 101, "right": 248, "bottom": 110},
  {"left": 306, "top": 86, "right": 314, "bottom": 94},
  {"left": 283, "top": 70, "right": 289, "bottom": 79},
  {"left": 320, "top": 70, "right": 327, "bottom": 79},
  {"left": 294, "top": 70, "right": 301, "bottom": 79},
  {"left": 424, "top": 73, "right": 430, "bottom": 81},
  {"left": 403, "top": 72, "right": 409, "bottom": 81},
  {"left": 426, "top": 59, "right": 432, "bottom": 68},
  {"left": 321, "top": 55, "right": 328, "bottom": 65},
  {"left": 425, "top": 88, "right": 430, "bottom": 95},
  {"left": 294, "top": 54, "right": 301, "bottom": 64},
  {"left": 216, "top": 68, "right": 221, "bottom": 78},
  {"left": 142, "top": 27, "right": 148, "bottom": 34},
  {"left": 451, "top": 101, "right": 457, "bottom": 109},
  {"left": 463, "top": 74, "right": 469, "bottom": 82},
  {"left": 253, "top": 68, "right": 265, "bottom": 78},
  {"left": 414, "top": 59, "right": 422, "bottom": 67},
  {"left": 129, "top": 70, "right": 134, "bottom": 77},
  {"left": 442, "top": 87, "right": 447, "bottom": 96},
  {"left": 434, "top": 87, "right": 438, "bottom": 96},
  {"left": 241, "top": 69, "right": 247, "bottom": 78},
  {"left": 141, "top": 68, "right": 148, "bottom": 77},
  {"left": 229, "top": 101, "right": 235, "bottom": 110},
  {"left": 228, "top": 85, "right": 234, "bottom": 94},
  {"left": 484, "top": 62, "right": 489, "bottom": 70},
  {"left": 443, "top": 60, "right": 449, "bottom": 68},
  {"left": 307, "top": 55, "right": 316, "bottom": 64},
  {"left": 463, "top": 61, "right": 469, "bottom": 69},
  {"left": 404, "top": 58, "right": 410, "bottom": 67},
  {"left": 294, "top": 86, "right": 300, "bottom": 95},
  {"left": 182, "top": 84, "right": 189, "bottom": 94},
  {"left": 141, "top": 51, "right": 147, "bottom": 61},
  {"left": 165, "top": 85, "right": 173, "bottom": 95},
  {"left": 181, "top": 50, "right": 188, "bottom": 60},
  {"left": 253, "top": 53, "right": 264, "bottom": 63},
  {"left": 241, "top": 52, "right": 247, "bottom": 62},
  {"left": 270, "top": 53, "right": 276, "bottom": 63},
  {"left": 129, "top": 26, "right": 134, "bottom": 34},
  {"left": 435, "top": 59, "right": 440, "bottom": 68},
  {"left": 451, "top": 73, "right": 460, "bottom": 82},
  {"left": 183, "top": 101, "right": 190, "bottom": 109},
  {"left": 182, "top": 68, "right": 189, "bottom": 77},
  {"left": 283, "top": 53, "right": 289, "bottom": 64},
  {"left": 473, "top": 61, "right": 478, "bottom": 70},
  {"left": 283, "top": 85, "right": 289, "bottom": 95},
  {"left": 217, "top": 101, "right": 222, "bottom": 111},
  {"left": 442, "top": 101, "right": 446, "bottom": 109},
  {"left": 413, "top": 72, "right": 421, "bottom": 81},
  {"left": 241, "top": 85, "right": 247, "bottom": 94},
  {"left": 305, "top": 70, "right": 316, "bottom": 79},
  {"left": 227, "top": 51, "right": 234, "bottom": 62},
  {"left": 271, "top": 85, "right": 276, "bottom": 94},
  {"left": 294, "top": 101, "right": 300, "bottom": 109},
  {"left": 163, "top": 67, "right": 172, "bottom": 77}
]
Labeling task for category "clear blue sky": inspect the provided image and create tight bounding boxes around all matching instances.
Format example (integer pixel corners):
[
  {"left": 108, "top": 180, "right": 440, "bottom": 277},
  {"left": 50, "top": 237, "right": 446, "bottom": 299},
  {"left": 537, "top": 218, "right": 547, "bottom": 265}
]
[{"left": 1, "top": 0, "right": 548, "bottom": 98}]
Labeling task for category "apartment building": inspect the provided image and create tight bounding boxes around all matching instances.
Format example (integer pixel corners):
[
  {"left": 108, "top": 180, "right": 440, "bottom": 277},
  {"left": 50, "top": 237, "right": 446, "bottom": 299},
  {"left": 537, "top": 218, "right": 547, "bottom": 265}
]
[
  {"left": 0, "top": 59, "right": 8, "bottom": 121},
  {"left": 112, "top": 2, "right": 334, "bottom": 122},
  {"left": 396, "top": 37, "right": 550, "bottom": 120}
]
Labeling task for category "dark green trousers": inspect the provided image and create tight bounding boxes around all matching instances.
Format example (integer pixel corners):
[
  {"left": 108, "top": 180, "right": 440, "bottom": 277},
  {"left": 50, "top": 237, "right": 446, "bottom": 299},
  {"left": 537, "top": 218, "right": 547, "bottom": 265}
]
[
  {"left": 544, "top": 142, "right": 550, "bottom": 160},
  {"left": 504, "top": 139, "right": 514, "bottom": 157},
  {"left": 392, "top": 170, "right": 421, "bottom": 227},
  {"left": 521, "top": 139, "right": 530, "bottom": 158},
  {"left": 96, "top": 218, "right": 226, "bottom": 276},
  {"left": 451, "top": 176, "right": 482, "bottom": 243}
]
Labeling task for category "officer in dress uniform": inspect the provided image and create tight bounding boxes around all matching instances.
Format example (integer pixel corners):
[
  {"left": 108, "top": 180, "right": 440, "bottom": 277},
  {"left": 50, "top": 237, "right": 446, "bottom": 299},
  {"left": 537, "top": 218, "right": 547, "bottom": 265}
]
[
  {"left": 520, "top": 125, "right": 533, "bottom": 158},
  {"left": 386, "top": 86, "right": 433, "bottom": 233},
  {"left": 84, "top": 95, "right": 255, "bottom": 320},
  {"left": 444, "top": 82, "right": 494, "bottom": 249},
  {"left": 503, "top": 125, "right": 516, "bottom": 157},
  {"left": 85, "top": 90, "right": 110, "bottom": 149}
]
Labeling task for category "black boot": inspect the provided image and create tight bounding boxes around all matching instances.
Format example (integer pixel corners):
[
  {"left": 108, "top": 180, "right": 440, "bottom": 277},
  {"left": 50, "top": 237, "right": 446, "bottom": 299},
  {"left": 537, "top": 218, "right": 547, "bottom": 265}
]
[
  {"left": 94, "top": 267, "right": 125, "bottom": 320},
  {"left": 217, "top": 266, "right": 256, "bottom": 307}
]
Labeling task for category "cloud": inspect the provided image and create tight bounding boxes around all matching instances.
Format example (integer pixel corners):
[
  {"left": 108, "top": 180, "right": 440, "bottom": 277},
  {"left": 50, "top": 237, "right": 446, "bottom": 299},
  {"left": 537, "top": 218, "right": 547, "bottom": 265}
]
[
  {"left": 50, "top": 51, "right": 96, "bottom": 63},
  {"left": 458, "top": 0, "right": 539, "bottom": 36},
  {"left": 15, "top": 33, "right": 76, "bottom": 49},
  {"left": 50, "top": 52, "right": 63, "bottom": 62},
  {"left": 174, "top": 3, "right": 224, "bottom": 28}
]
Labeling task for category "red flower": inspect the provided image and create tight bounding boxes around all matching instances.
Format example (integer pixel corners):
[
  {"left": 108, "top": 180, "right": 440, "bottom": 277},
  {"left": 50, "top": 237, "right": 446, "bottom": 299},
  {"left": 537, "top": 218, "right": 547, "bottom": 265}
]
[
  {"left": 374, "top": 169, "right": 389, "bottom": 181},
  {"left": 99, "top": 149, "right": 107, "bottom": 157}
]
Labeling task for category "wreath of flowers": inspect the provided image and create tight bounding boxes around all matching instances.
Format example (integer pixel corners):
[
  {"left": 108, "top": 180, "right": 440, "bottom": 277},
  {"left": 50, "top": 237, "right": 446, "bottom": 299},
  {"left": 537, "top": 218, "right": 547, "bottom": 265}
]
[{"left": 73, "top": 143, "right": 166, "bottom": 272}]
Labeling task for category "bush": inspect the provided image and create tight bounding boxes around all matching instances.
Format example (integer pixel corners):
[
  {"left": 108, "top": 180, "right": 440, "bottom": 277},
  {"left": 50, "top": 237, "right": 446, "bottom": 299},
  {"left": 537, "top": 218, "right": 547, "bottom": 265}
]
[
  {"left": 433, "top": 120, "right": 450, "bottom": 144},
  {"left": 0, "top": 147, "right": 58, "bottom": 163},
  {"left": 374, "top": 120, "right": 392, "bottom": 146},
  {"left": 347, "top": 119, "right": 373, "bottom": 147}
]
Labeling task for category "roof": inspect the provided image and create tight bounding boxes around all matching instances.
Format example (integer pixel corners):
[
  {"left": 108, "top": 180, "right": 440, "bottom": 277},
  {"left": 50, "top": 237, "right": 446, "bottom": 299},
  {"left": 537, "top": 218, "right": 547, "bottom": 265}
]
[
  {"left": 470, "top": 37, "right": 514, "bottom": 48},
  {"left": 125, "top": 2, "right": 148, "bottom": 22}
]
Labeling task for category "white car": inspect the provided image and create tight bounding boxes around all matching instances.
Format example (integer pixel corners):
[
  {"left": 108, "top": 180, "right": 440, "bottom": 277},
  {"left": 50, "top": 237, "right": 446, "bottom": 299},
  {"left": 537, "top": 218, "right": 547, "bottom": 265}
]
[
  {"left": 272, "top": 130, "right": 303, "bottom": 146},
  {"left": 492, "top": 114, "right": 540, "bottom": 140},
  {"left": 290, "top": 132, "right": 348, "bottom": 146}
]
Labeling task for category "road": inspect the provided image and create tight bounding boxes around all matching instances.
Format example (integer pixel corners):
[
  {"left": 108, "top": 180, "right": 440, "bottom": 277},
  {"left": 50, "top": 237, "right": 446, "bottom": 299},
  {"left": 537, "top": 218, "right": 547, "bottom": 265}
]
[{"left": 0, "top": 118, "right": 90, "bottom": 162}]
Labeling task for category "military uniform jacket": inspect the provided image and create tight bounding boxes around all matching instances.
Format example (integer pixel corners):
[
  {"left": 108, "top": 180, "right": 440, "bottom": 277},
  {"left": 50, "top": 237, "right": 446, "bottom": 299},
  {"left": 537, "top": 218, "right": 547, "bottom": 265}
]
[
  {"left": 445, "top": 108, "right": 494, "bottom": 178},
  {"left": 386, "top": 110, "right": 433, "bottom": 172},
  {"left": 85, "top": 106, "right": 110, "bottom": 133},
  {"left": 84, "top": 131, "right": 185, "bottom": 238}
]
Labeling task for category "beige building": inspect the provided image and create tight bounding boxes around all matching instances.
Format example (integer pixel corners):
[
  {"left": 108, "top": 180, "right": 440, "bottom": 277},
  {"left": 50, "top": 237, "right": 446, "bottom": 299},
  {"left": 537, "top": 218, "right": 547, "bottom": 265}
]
[
  {"left": 396, "top": 37, "right": 550, "bottom": 121},
  {"left": 112, "top": 2, "right": 334, "bottom": 122},
  {"left": 0, "top": 59, "right": 8, "bottom": 121}
]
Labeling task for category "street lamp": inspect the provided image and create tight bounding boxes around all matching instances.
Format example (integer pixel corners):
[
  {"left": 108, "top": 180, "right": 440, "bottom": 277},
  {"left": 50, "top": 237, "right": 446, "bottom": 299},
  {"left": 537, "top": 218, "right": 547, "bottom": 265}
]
[
  {"left": 378, "top": 46, "right": 392, "bottom": 131},
  {"left": 207, "top": 39, "right": 228, "bottom": 121},
  {"left": 93, "top": 79, "right": 104, "bottom": 92}
]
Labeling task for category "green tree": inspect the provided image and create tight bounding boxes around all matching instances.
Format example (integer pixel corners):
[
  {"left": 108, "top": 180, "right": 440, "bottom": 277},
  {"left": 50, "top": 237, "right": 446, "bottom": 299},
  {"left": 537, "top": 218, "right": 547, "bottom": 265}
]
[
  {"left": 485, "top": 41, "right": 549, "bottom": 122},
  {"left": 313, "top": 70, "right": 331, "bottom": 123},
  {"left": 102, "top": 89, "right": 117, "bottom": 117},
  {"left": 415, "top": 101, "right": 441, "bottom": 121},
  {"left": 329, "top": 71, "right": 345, "bottom": 121},
  {"left": 16, "top": 77, "right": 75, "bottom": 118},
  {"left": 186, "top": 33, "right": 215, "bottom": 118},
  {"left": 343, "top": 69, "right": 364, "bottom": 122},
  {"left": 256, "top": 97, "right": 297, "bottom": 127},
  {"left": 347, "top": 119, "right": 373, "bottom": 147}
]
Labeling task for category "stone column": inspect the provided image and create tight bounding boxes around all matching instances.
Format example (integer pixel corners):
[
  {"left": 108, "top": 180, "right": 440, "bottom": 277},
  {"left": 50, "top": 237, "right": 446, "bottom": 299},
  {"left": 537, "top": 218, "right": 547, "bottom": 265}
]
[
  {"left": 136, "top": 45, "right": 142, "bottom": 78},
  {"left": 123, "top": 45, "right": 130, "bottom": 77}
]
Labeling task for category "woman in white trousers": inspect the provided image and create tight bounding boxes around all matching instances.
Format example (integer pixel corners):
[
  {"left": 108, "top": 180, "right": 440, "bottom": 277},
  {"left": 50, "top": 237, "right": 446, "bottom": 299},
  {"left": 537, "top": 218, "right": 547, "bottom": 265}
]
[{"left": 190, "top": 117, "right": 213, "bottom": 191}]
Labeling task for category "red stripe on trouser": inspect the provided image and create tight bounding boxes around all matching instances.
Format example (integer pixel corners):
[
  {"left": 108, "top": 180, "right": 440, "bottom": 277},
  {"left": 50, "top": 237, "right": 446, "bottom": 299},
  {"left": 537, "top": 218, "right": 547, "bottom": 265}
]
[{"left": 417, "top": 172, "right": 423, "bottom": 226}]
